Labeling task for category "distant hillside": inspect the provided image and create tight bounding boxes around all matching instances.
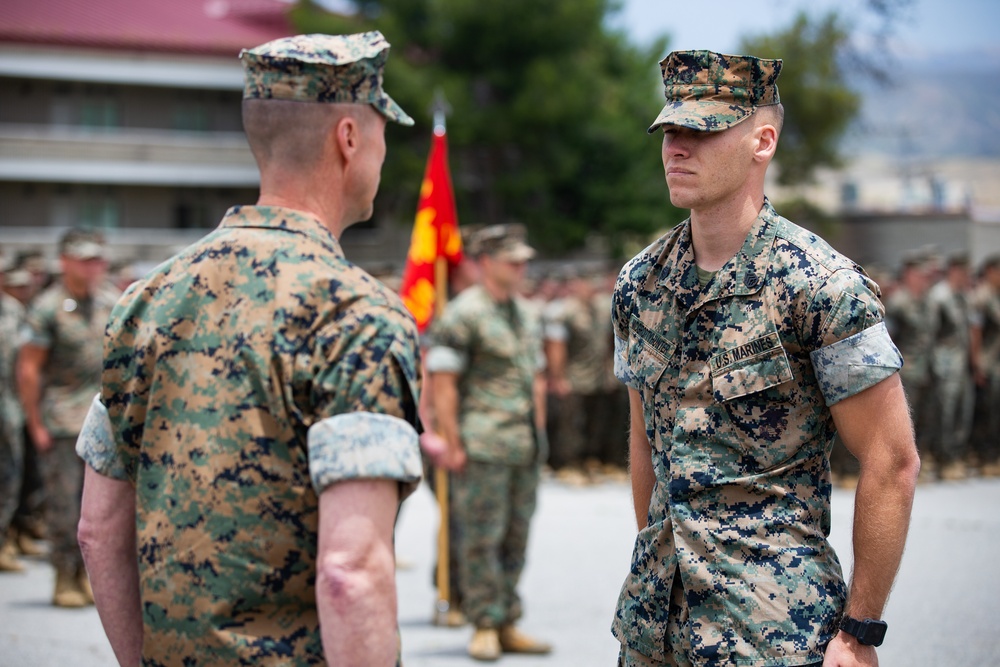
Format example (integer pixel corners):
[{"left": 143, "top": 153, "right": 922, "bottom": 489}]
[{"left": 843, "top": 53, "right": 1000, "bottom": 158}]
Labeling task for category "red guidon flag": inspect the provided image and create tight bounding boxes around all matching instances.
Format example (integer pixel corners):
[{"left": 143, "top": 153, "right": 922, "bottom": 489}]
[{"left": 399, "top": 128, "right": 462, "bottom": 332}]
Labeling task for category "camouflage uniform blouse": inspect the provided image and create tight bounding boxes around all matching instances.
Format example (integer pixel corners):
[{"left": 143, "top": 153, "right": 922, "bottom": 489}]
[
  {"left": 21, "top": 281, "right": 118, "bottom": 437},
  {"left": 425, "top": 284, "right": 545, "bottom": 465},
  {"left": 0, "top": 294, "right": 25, "bottom": 443},
  {"left": 611, "top": 201, "right": 902, "bottom": 666},
  {"left": 77, "top": 206, "right": 422, "bottom": 666},
  {"left": 544, "top": 293, "right": 612, "bottom": 395}
]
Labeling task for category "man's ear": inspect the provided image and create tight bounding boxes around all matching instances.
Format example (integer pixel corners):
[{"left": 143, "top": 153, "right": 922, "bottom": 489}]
[
  {"left": 333, "top": 115, "right": 360, "bottom": 164},
  {"left": 753, "top": 123, "right": 779, "bottom": 162}
]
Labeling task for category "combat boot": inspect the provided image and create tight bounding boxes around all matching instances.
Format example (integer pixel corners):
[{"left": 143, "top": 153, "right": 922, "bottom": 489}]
[
  {"left": 499, "top": 625, "right": 552, "bottom": 654},
  {"left": 468, "top": 627, "right": 501, "bottom": 661},
  {"left": 52, "top": 567, "right": 88, "bottom": 608},
  {"left": 14, "top": 529, "right": 45, "bottom": 557},
  {"left": 939, "top": 461, "right": 967, "bottom": 481},
  {"left": 0, "top": 541, "right": 24, "bottom": 572}
]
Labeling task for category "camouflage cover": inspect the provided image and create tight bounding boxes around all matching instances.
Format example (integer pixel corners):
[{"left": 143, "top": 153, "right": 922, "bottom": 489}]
[
  {"left": 648, "top": 50, "right": 782, "bottom": 134},
  {"left": 77, "top": 205, "right": 422, "bottom": 665},
  {"left": 610, "top": 200, "right": 901, "bottom": 665},
  {"left": 425, "top": 284, "right": 545, "bottom": 465},
  {"left": 241, "top": 31, "right": 414, "bottom": 126},
  {"left": 20, "top": 282, "right": 118, "bottom": 437}
]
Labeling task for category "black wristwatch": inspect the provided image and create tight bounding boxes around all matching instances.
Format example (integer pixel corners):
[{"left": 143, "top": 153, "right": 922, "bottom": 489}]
[{"left": 839, "top": 616, "right": 888, "bottom": 647}]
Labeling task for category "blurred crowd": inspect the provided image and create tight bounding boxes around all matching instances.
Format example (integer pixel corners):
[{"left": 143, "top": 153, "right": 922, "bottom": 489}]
[{"left": 833, "top": 249, "right": 1000, "bottom": 486}]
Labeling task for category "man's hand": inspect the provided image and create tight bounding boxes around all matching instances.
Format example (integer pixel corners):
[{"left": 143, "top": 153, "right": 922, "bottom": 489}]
[
  {"left": 30, "top": 423, "right": 52, "bottom": 454},
  {"left": 419, "top": 431, "right": 466, "bottom": 472},
  {"left": 823, "top": 632, "right": 878, "bottom": 667}
]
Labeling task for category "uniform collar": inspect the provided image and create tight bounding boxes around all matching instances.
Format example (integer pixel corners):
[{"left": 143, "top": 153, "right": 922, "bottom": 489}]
[
  {"left": 658, "top": 198, "right": 780, "bottom": 313},
  {"left": 219, "top": 205, "right": 343, "bottom": 257}
]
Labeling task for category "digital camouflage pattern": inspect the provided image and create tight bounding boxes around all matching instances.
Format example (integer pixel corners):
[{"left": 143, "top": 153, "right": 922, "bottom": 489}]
[
  {"left": 0, "top": 293, "right": 25, "bottom": 550},
  {"left": 926, "top": 279, "right": 974, "bottom": 465},
  {"left": 973, "top": 279, "right": 1000, "bottom": 463},
  {"left": 611, "top": 200, "right": 902, "bottom": 666},
  {"left": 452, "top": 459, "right": 539, "bottom": 628},
  {"left": 76, "top": 205, "right": 422, "bottom": 666},
  {"left": 241, "top": 31, "right": 414, "bottom": 126},
  {"left": 545, "top": 292, "right": 611, "bottom": 394},
  {"left": 648, "top": 50, "right": 782, "bottom": 134},
  {"left": 425, "top": 284, "right": 545, "bottom": 465},
  {"left": 21, "top": 281, "right": 117, "bottom": 437},
  {"left": 885, "top": 285, "right": 933, "bottom": 389}
]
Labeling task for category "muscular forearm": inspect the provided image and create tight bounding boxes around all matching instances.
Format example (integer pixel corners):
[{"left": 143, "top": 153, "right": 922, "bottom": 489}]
[
  {"left": 533, "top": 372, "right": 547, "bottom": 431},
  {"left": 317, "top": 547, "right": 399, "bottom": 666},
  {"left": 316, "top": 480, "right": 400, "bottom": 667},
  {"left": 430, "top": 373, "right": 461, "bottom": 450},
  {"left": 845, "top": 452, "right": 919, "bottom": 618},
  {"left": 78, "top": 469, "right": 142, "bottom": 666},
  {"left": 16, "top": 360, "right": 43, "bottom": 431},
  {"left": 627, "top": 388, "right": 654, "bottom": 530}
]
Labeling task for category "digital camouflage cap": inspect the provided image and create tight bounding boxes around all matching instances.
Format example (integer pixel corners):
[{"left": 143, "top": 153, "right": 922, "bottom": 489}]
[
  {"left": 648, "top": 50, "right": 782, "bottom": 134},
  {"left": 469, "top": 224, "right": 536, "bottom": 263},
  {"left": 240, "top": 31, "right": 414, "bottom": 126}
]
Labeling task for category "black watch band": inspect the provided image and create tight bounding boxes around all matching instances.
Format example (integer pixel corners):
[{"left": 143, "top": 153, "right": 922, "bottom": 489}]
[{"left": 839, "top": 616, "right": 888, "bottom": 647}]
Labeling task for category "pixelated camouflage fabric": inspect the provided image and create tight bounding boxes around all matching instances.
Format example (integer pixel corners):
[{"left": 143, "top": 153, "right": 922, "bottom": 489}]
[
  {"left": 610, "top": 200, "right": 900, "bottom": 665},
  {"left": 95, "top": 205, "right": 421, "bottom": 666},
  {"left": 544, "top": 293, "right": 612, "bottom": 394},
  {"left": 21, "top": 282, "right": 118, "bottom": 437},
  {"left": 649, "top": 50, "right": 781, "bottom": 134},
  {"left": 0, "top": 294, "right": 24, "bottom": 437},
  {"left": 241, "top": 31, "right": 414, "bottom": 126},
  {"left": 427, "top": 284, "right": 544, "bottom": 465}
]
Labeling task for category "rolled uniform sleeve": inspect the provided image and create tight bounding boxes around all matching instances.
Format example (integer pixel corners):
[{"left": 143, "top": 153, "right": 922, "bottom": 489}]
[
  {"left": 808, "top": 269, "right": 903, "bottom": 406},
  {"left": 308, "top": 310, "right": 423, "bottom": 499},
  {"left": 75, "top": 394, "right": 130, "bottom": 481},
  {"left": 611, "top": 261, "right": 641, "bottom": 390}
]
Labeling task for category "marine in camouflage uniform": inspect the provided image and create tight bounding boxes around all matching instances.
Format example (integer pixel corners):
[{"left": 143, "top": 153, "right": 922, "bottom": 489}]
[
  {"left": 0, "top": 274, "right": 26, "bottom": 571},
  {"left": 613, "top": 50, "right": 919, "bottom": 667},
  {"left": 76, "top": 32, "right": 422, "bottom": 667},
  {"left": 426, "top": 224, "right": 552, "bottom": 660},
  {"left": 18, "top": 230, "right": 117, "bottom": 605},
  {"left": 885, "top": 255, "right": 935, "bottom": 474},
  {"left": 926, "top": 253, "right": 975, "bottom": 479},
  {"left": 971, "top": 255, "right": 1000, "bottom": 474},
  {"left": 543, "top": 270, "right": 612, "bottom": 473}
]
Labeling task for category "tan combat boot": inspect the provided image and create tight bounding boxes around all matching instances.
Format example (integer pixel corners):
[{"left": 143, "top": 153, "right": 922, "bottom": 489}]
[
  {"left": 52, "top": 567, "right": 88, "bottom": 608},
  {"left": 15, "top": 530, "right": 45, "bottom": 557},
  {"left": 939, "top": 461, "right": 967, "bottom": 481},
  {"left": 499, "top": 625, "right": 552, "bottom": 654},
  {"left": 0, "top": 541, "right": 24, "bottom": 572},
  {"left": 468, "top": 627, "right": 501, "bottom": 661}
]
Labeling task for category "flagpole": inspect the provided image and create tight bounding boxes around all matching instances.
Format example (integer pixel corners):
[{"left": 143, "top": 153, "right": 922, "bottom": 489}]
[{"left": 432, "top": 90, "right": 454, "bottom": 625}]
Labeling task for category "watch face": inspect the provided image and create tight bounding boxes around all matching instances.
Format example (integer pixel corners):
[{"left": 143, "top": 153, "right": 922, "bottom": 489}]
[{"left": 863, "top": 620, "right": 888, "bottom": 647}]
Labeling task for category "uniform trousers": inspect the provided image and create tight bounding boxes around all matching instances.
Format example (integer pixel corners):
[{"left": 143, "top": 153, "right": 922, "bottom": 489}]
[
  {"left": 38, "top": 436, "right": 84, "bottom": 571},
  {"left": 0, "top": 421, "right": 23, "bottom": 549},
  {"left": 452, "top": 458, "right": 539, "bottom": 628}
]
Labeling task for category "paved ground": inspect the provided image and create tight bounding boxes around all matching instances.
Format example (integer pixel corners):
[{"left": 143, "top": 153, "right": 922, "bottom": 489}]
[{"left": 2, "top": 475, "right": 999, "bottom": 666}]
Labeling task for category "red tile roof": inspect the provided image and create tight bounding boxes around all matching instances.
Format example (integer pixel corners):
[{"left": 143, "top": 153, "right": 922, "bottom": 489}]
[{"left": 0, "top": 0, "right": 295, "bottom": 56}]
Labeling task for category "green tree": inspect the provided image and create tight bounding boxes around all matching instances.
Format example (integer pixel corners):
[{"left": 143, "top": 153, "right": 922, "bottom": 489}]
[
  {"left": 740, "top": 12, "right": 861, "bottom": 186},
  {"left": 291, "top": 0, "right": 682, "bottom": 257}
]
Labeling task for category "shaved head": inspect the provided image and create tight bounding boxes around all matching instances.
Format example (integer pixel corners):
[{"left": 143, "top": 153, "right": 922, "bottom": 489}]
[
  {"left": 754, "top": 103, "right": 784, "bottom": 137},
  {"left": 242, "top": 99, "right": 379, "bottom": 172}
]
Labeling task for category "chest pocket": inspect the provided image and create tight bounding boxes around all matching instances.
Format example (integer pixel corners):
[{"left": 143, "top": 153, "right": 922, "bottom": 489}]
[
  {"left": 710, "top": 334, "right": 793, "bottom": 402},
  {"left": 627, "top": 315, "right": 675, "bottom": 390}
]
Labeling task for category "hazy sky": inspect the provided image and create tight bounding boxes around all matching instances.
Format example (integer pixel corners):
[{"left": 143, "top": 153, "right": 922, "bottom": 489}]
[{"left": 609, "top": 0, "right": 1000, "bottom": 60}]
